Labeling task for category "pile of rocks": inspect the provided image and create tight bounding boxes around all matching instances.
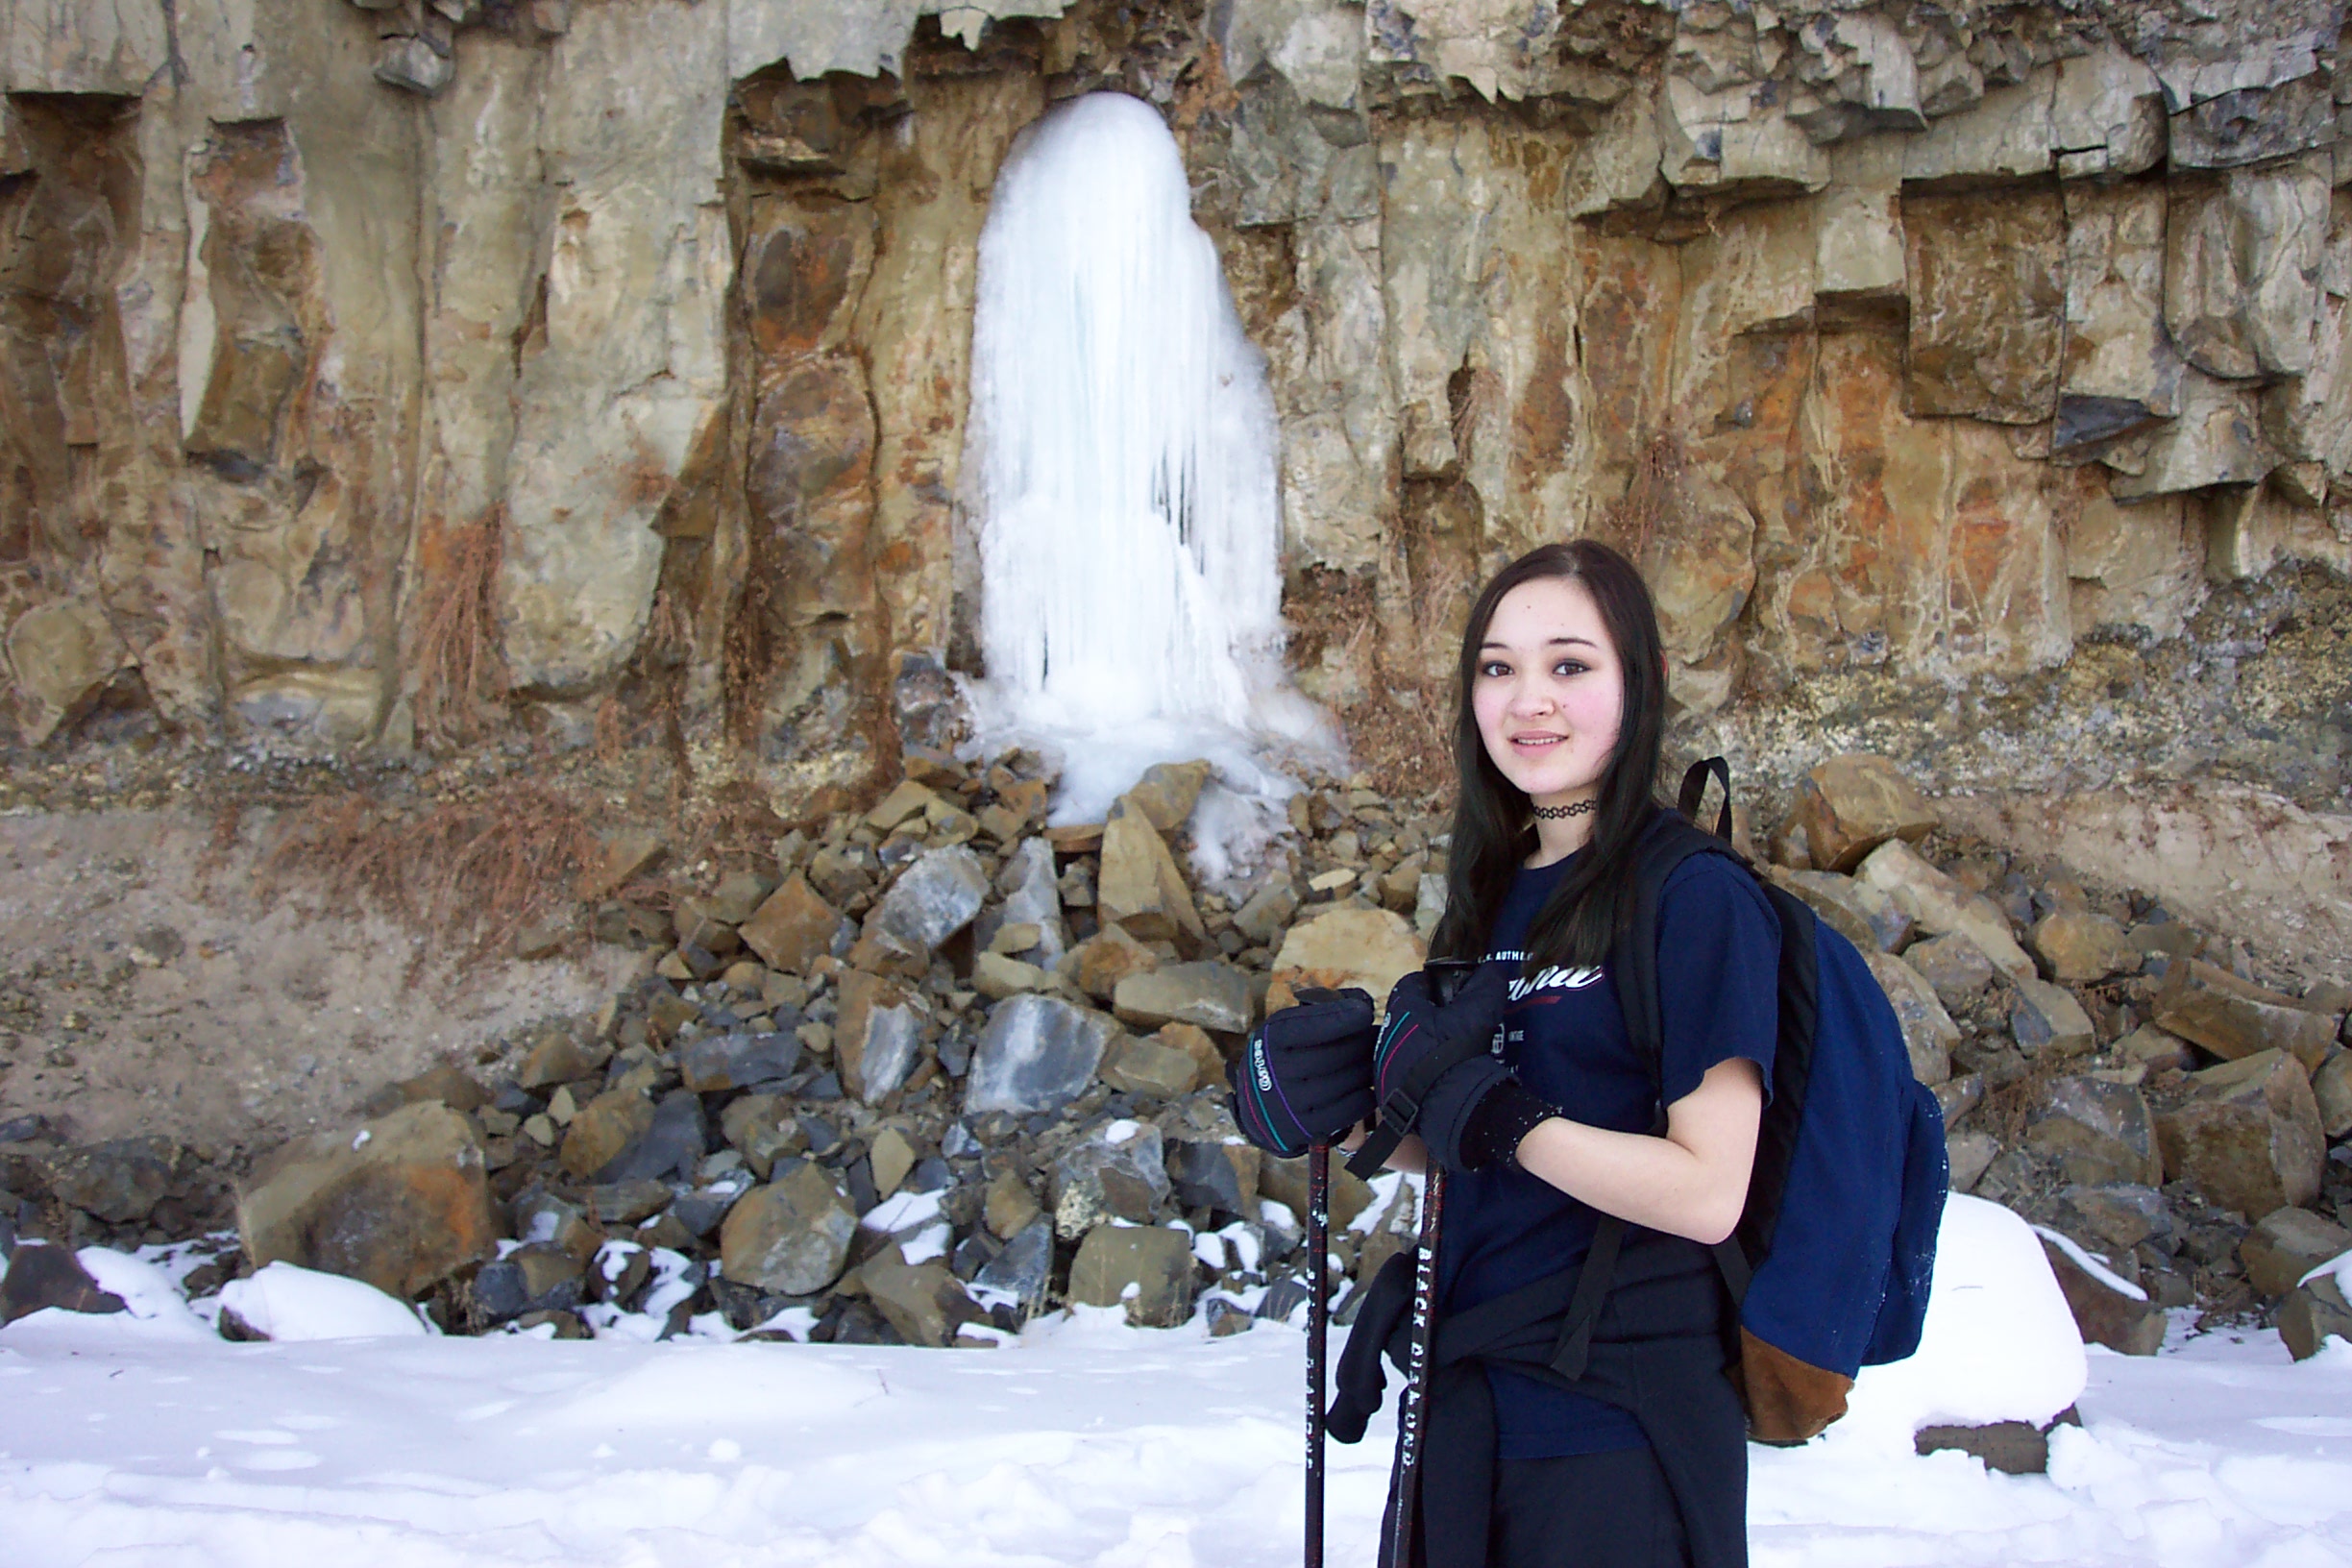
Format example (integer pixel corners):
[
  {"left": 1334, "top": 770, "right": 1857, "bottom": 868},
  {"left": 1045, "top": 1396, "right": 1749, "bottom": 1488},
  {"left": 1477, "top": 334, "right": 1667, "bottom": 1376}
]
[{"left": 5, "top": 748, "right": 2348, "bottom": 1362}]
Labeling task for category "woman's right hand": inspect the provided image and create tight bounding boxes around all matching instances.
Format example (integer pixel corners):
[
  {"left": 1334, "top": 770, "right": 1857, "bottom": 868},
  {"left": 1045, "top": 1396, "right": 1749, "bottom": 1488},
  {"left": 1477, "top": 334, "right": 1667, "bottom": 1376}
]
[{"left": 1226, "top": 987, "right": 1377, "bottom": 1158}]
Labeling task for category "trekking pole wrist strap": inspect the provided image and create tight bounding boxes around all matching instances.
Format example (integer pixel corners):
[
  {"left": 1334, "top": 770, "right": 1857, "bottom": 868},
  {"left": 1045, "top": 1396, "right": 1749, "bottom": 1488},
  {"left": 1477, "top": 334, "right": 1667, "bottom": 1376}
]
[{"left": 1345, "top": 1029, "right": 1495, "bottom": 1179}]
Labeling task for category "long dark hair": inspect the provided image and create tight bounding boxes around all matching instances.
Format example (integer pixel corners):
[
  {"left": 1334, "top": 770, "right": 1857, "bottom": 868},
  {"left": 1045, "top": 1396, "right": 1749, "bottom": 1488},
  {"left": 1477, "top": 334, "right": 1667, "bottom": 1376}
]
[{"left": 1428, "top": 539, "right": 1669, "bottom": 973}]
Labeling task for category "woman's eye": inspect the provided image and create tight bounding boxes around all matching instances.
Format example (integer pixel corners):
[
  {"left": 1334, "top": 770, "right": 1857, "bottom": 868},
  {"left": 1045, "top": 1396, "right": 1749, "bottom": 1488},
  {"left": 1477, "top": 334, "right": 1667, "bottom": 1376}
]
[
  {"left": 1479, "top": 660, "right": 1511, "bottom": 678},
  {"left": 1554, "top": 660, "right": 1588, "bottom": 677}
]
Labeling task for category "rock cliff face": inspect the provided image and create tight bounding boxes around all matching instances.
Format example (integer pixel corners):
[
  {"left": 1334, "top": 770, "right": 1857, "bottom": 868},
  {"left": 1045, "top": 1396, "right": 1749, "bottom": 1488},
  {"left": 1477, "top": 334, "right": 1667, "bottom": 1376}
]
[{"left": 1, "top": 0, "right": 2347, "bottom": 951}]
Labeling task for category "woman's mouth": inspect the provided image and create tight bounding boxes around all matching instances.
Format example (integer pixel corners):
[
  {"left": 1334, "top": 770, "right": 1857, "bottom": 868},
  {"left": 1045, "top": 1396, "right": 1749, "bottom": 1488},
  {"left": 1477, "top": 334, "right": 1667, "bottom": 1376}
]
[{"left": 1510, "top": 733, "right": 1565, "bottom": 750}]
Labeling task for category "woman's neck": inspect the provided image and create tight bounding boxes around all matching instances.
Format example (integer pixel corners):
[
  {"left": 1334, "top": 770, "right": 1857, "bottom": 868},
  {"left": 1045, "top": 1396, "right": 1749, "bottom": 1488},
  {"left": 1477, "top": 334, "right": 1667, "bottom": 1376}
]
[{"left": 1526, "top": 805, "right": 1596, "bottom": 869}]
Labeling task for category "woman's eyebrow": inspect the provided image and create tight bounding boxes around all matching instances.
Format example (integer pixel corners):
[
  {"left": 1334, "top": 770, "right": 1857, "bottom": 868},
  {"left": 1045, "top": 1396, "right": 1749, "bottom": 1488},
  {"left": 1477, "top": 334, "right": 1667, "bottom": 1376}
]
[{"left": 1482, "top": 635, "right": 1598, "bottom": 649}]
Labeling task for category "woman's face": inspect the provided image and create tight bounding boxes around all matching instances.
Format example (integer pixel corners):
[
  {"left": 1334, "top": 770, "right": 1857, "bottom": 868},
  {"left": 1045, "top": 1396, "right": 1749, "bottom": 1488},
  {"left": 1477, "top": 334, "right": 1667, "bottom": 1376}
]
[{"left": 1471, "top": 575, "right": 1624, "bottom": 807}]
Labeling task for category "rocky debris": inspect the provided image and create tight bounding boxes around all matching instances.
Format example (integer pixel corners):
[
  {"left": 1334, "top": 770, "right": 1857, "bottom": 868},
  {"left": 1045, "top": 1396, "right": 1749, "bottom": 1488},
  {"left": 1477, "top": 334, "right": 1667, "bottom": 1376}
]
[
  {"left": 238, "top": 1102, "right": 499, "bottom": 1301},
  {"left": 2153, "top": 962, "right": 2338, "bottom": 1070},
  {"left": 2280, "top": 1270, "right": 2352, "bottom": 1360},
  {"left": 1097, "top": 798, "right": 1208, "bottom": 954},
  {"left": 39, "top": 1137, "right": 183, "bottom": 1225},
  {"left": 17, "top": 747, "right": 2349, "bottom": 1361},
  {"left": 1914, "top": 1412, "right": 2079, "bottom": 1476},
  {"left": 2155, "top": 1049, "right": 2326, "bottom": 1219},
  {"left": 1795, "top": 753, "right": 1940, "bottom": 873}
]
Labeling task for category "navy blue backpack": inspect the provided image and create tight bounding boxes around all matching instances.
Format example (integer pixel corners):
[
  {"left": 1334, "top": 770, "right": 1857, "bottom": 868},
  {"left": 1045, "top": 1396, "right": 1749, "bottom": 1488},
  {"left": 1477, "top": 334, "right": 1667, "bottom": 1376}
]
[{"left": 1600, "top": 759, "right": 1948, "bottom": 1443}]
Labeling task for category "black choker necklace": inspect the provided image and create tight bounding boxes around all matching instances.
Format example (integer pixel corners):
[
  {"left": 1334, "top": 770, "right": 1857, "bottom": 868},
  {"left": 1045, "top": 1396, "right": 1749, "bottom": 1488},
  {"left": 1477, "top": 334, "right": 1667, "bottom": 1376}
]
[{"left": 1532, "top": 799, "right": 1597, "bottom": 821}]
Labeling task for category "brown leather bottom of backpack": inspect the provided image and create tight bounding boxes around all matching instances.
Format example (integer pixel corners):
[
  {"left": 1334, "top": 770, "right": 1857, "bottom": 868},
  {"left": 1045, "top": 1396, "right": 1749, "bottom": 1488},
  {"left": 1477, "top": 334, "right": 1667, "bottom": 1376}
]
[{"left": 1738, "top": 1328, "right": 1855, "bottom": 1445}]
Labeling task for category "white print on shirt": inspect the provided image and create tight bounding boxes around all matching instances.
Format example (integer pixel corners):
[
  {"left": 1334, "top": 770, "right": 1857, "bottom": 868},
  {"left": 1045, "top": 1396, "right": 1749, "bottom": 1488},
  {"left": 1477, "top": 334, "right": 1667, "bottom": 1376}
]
[{"left": 1492, "top": 961, "right": 1605, "bottom": 1003}]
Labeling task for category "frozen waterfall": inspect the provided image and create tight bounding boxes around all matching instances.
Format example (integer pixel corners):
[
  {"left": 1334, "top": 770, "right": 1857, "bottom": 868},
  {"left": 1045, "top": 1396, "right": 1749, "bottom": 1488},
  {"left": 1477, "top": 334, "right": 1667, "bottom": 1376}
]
[{"left": 966, "top": 91, "right": 1329, "bottom": 834}]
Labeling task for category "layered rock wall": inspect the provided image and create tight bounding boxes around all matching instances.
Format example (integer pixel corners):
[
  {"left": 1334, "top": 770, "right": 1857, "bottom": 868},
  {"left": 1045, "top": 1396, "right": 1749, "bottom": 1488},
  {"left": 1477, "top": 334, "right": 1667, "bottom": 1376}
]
[{"left": 1, "top": 0, "right": 2347, "bottom": 957}]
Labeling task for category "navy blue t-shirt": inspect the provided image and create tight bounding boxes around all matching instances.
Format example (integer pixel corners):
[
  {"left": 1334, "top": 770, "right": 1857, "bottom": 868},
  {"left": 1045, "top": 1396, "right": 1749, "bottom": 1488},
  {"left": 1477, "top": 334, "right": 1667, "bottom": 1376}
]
[{"left": 1435, "top": 846, "right": 1780, "bottom": 1458}]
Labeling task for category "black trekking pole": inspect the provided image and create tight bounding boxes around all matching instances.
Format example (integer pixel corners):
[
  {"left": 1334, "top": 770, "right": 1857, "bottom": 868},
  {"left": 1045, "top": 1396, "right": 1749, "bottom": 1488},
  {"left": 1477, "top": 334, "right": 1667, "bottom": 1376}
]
[
  {"left": 1384, "top": 1163, "right": 1446, "bottom": 1568},
  {"left": 1304, "top": 1140, "right": 1330, "bottom": 1568}
]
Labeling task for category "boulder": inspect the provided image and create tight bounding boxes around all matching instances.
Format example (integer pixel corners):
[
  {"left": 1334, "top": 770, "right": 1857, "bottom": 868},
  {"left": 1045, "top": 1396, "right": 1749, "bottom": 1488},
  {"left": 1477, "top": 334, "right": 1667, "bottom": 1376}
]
[
  {"left": 738, "top": 873, "right": 849, "bottom": 974},
  {"left": 1855, "top": 842, "right": 2034, "bottom": 979},
  {"left": 1233, "top": 876, "right": 1302, "bottom": 946},
  {"left": 1067, "top": 923, "right": 1161, "bottom": 1001},
  {"left": 983, "top": 1170, "right": 1042, "bottom": 1239},
  {"left": 1154, "top": 1022, "right": 1225, "bottom": 1086},
  {"left": 1112, "top": 961, "right": 1254, "bottom": 1035},
  {"left": 2036, "top": 1228, "right": 2166, "bottom": 1356},
  {"left": 2240, "top": 1209, "right": 2352, "bottom": 1298},
  {"left": 966, "top": 994, "right": 1118, "bottom": 1115},
  {"left": 2153, "top": 960, "right": 2338, "bottom": 1071},
  {"left": 837, "top": 968, "right": 923, "bottom": 1104},
  {"left": 1864, "top": 951, "right": 1959, "bottom": 1085},
  {"left": 41, "top": 1137, "right": 180, "bottom": 1225},
  {"left": 862, "top": 1245, "right": 981, "bottom": 1347},
  {"left": 1272, "top": 906, "right": 1426, "bottom": 1004},
  {"left": 594, "top": 1090, "right": 708, "bottom": 1185},
  {"left": 560, "top": 1089, "right": 656, "bottom": 1179},
  {"left": 1771, "top": 869, "right": 1911, "bottom": 953},
  {"left": 1794, "top": 754, "right": 1940, "bottom": 873},
  {"left": 0, "top": 1240, "right": 126, "bottom": 1323},
  {"left": 2279, "top": 1271, "right": 2352, "bottom": 1360},
  {"left": 2055, "top": 1183, "right": 2170, "bottom": 1254},
  {"left": 972, "top": 1217, "right": 1054, "bottom": 1321},
  {"left": 1126, "top": 760, "right": 1212, "bottom": 832},
  {"left": 2117, "top": 1024, "right": 2197, "bottom": 1073},
  {"left": 859, "top": 845, "right": 989, "bottom": 968},
  {"left": 867, "top": 779, "right": 943, "bottom": 832},
  {"left": 678, "top": 1031, "right": 802, "bottom": 1094},
  {"left": 516, "top": 1031, "right": 613, "bottom": 1090},
  {"left": 988, "top": 837, "right": 1069, "bottom": 968},
  {"left": 1165, "top": 1137, "right": 1260, "bottom": 1216},
  {"left": 1903, "top": 932, "right": 1998, "bottom": 1015},
  {"left": 1099, "top": 1036, "right": 1201, "bottom": 1100},
  {"left": 972, "top": 950, "right": 1050, "bottom": 1000},
  {"left": 1068, "top": 1223, "right": 1197, "bottom": 1328},
  {"left": 870, "top": 1127, "right": 919, "bottom": 1198},
  {"left": 1097, "top": 796, "right": 1208, "bottom": 952},
  {"left": 2155, "top": 1049, "right": 2326, "bottom": 1219},
  {"left": 2030, "top": 912, "right": 2142, "bottom": 984},
  {"left": 238, "top": 1102, "right": 501, "bottom": 1300},
  {"left": 2026, "top": 1077, "right": 2164, "bottom": 1188},
  {"left": 473, "top": 1243, "right": 586, "bottom": 1321},
  {"left": 719, "top": 1161, "right": 857, "bottom": 1295},
  {"left": 1948, "top": 1129, "right": 1999, "bottom": 1191},
  {"left": 2315, "top": 1049, "right": 2352, "bottom": 1139},
  {"left": 2011, "top": 977, "right": 2097, "bottom": 1060},
  {"left": 1051, "top": 1118, "right": 1171, "bottom": 1237}
]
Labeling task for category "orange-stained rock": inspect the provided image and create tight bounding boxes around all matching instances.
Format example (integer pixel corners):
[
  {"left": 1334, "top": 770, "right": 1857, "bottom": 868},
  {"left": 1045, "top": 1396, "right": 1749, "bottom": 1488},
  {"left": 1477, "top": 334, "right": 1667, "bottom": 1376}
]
[
  {"left": 739, "top": 872, "right": 846, "bottom": 974},
  {"left": 237, "top": 1102, "right": 501, "bottom": 1301}
]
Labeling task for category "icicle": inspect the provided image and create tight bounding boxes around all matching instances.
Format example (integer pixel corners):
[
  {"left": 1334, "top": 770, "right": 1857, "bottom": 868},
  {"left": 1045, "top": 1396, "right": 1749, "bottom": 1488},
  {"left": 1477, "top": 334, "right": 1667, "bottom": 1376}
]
[{"left": 967, "top": 92, "right": 1310, "bottom": 768}]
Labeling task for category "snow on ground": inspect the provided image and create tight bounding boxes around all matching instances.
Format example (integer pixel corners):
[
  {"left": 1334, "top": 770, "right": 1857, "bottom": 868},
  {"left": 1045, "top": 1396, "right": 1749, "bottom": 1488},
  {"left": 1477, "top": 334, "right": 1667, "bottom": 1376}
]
[{"left": 3, "top": 1201, "right": 2349, "bottom": 1567}]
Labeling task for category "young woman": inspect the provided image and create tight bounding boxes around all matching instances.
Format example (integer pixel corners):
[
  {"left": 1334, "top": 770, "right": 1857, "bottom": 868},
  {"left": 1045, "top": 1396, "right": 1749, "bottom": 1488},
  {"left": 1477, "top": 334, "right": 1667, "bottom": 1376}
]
[{"left": 1231, "top": 540, "right": 1778, "bottom": 1568}]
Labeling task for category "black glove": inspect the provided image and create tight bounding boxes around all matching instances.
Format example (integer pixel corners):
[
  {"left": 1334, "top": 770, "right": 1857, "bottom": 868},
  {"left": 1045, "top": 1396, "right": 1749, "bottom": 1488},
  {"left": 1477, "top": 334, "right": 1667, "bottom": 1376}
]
[
  {"left": 1373, "top": 965, "right": 1521, "bottom": 1172},
  {"left": 1226, "top": 987, "right": 1377, "bottom": 1159}
]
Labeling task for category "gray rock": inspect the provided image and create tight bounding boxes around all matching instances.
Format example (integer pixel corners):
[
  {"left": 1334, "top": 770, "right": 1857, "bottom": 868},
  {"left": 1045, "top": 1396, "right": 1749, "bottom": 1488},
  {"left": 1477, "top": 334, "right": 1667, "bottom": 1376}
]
[
  {"left": 595, "top": 1090, "right": 708, "bottom": 1185},
  {"left": 984, "top": 837, "right": 1070, "bottom": 968},
  {"left": 2155, "top": 1049, "right": 2326, "bottom": 1219},
  {"left": 1, "top": 1239, "right": 126, "bottom": 1324},
  {"left": 1947, "top": 1129, "right": 1999, "bottom": 1191},
  {"left": 2057, "top": 1183, "right": 2171, "bottom": 1254},
  {"left": 2026, "top": 1077, "right": 2163, "bottom": 1187},
  {"left": 1904, "top": 932, "right": 1998, "bottom": 1014},
  {"left": 1112, "top": 961, "right": 1254, "bottom": 1034},
  {"left": 2037, "top": 1230, "right": 2166, "bottom": 1356},
  {"left": 863, "top": 845, "right": 989, "bottom": 961},
  {"left": 862, "top": 1247, "right": 982, "bottom": 1347},
  {"left": 678, "top": 1031, "right": 803, "bottom": 1093},
  {"left": 374, "top": 35, "right": 453, "bottom": 95},
  {"left": 472, "top": 1242, "right": 586, "bottom": 1322},
  {"left": 719, "top": 1162, "right": 858, "bottom": 1296},
  {"left": 972, "top": 1217, "right": 1053, "bottom": 1321},
  {"left": 42, "top": 1136, "right": 180, "bottom": 1225},
  {"left": 1915, "top": 1413, "right": 2076, "bottom": 1475},
  {"left": 2279, "top": 1271, "right": 2352, "bottom": 1360},
  {"left": 1776, "top": 870, "right": 1912, "bottom": 953},
  {"left": 966, "top": 994, "right": 1118, "bottom": 1115},
  {"left": 1864, "top": 951, "right": 1959, "bottom": 1085},
  {"left": 587, "top": 1179, "right": 673, "bottom": 1225},
  {"left": 669, "top": 1176, "right": 750, "bottom": 1238},
  {"left": 2011, "top": 977, "right": 2096, "bottom": 1058},
  {"left": 1068, "top": 1223, "right": 1197, "bottom": 1328},
  {"left": 1233, "top": 876, "right": 1301, "bottom": 947},
  {"left": 1053, "top": 1119, "right": 1172, "bottom": 1237},
  {"left": 2240, "top": 1208, "right": 2352, "bottom": 1297},
  {"left": 1166, "top": 1138, "right": 1260, "bottom": 1216}
]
